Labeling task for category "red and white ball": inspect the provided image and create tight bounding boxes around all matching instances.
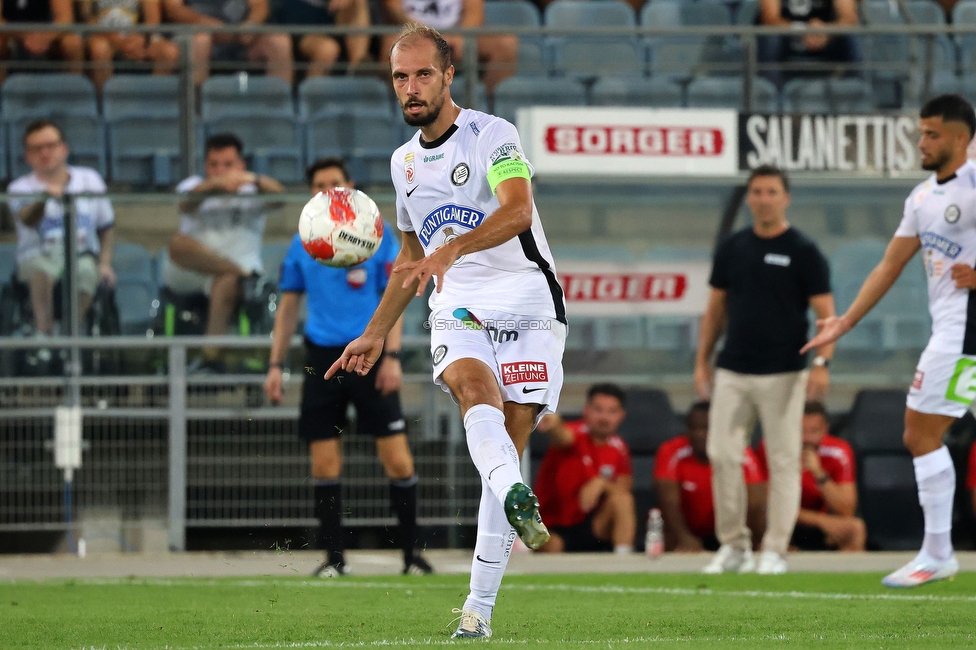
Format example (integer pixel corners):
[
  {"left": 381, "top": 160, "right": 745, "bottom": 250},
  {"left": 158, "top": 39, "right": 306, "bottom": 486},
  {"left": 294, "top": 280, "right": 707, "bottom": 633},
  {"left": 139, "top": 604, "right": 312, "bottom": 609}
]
[{"left": 298, "top": 187, "right": 384, "bottom": 268}]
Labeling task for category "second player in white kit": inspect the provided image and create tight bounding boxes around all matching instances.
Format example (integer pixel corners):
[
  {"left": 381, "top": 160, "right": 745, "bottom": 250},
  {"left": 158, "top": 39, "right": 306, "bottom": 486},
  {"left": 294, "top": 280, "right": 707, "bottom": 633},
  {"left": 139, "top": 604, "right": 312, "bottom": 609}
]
[
  {"left": 326, "top": 24, "right": 565, "bottom": 638},
  {"left": 806, "top": 94, "right": 976, "bottom": 587}
]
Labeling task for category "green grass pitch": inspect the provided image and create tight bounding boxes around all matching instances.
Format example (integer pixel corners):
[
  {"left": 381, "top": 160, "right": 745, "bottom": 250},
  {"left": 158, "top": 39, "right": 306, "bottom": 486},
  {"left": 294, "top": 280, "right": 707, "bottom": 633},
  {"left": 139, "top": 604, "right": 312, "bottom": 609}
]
[{"left": 1, "top": 572, "right": 974, "bottom": 649}]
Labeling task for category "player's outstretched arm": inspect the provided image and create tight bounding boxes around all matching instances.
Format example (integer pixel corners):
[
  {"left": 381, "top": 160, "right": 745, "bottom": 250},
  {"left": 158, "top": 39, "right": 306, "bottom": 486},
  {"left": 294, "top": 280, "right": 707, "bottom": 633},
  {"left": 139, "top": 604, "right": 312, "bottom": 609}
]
[
  {"left": 801, "top": 236, "right": 920, "bottom": 353},
  {"left": 396, "top": 177, "right": 533, "bottom": 295},
  {"left": 325, "top": 232, "right": 425, "bottom": 379}
]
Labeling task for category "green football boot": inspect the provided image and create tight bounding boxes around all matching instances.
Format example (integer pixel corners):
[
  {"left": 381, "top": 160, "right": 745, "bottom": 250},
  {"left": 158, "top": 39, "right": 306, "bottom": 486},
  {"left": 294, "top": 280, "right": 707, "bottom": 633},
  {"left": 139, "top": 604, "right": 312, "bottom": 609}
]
[{"left": 503, "top": 482, "right": 550, "bottom": 550}]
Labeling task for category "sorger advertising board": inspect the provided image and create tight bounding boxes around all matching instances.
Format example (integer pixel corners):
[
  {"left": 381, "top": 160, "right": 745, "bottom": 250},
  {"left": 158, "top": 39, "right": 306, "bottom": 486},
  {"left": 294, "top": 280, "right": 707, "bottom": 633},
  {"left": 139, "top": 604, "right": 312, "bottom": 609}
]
[{"left": 518, "top": 107, "right": 739, "bottom": 177}]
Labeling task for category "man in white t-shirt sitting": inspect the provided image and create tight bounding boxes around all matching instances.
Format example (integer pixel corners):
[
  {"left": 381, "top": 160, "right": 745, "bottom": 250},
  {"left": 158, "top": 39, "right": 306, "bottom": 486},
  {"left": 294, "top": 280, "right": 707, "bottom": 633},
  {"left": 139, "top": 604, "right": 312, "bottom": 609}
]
[
  {"left": 9, "top": 119, "right": 116, "bottom": 336},
  {"left": 164, "top": 133, "right": 284, "bottom": 345}
]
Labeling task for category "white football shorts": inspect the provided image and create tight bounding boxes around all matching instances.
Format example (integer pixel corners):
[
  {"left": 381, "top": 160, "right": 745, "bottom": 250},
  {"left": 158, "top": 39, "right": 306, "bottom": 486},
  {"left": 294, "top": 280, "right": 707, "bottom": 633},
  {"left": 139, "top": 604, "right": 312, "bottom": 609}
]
[
  {"left": 428, "top": 307, "right": 566, "bottom": 426},
  {"left": 907, "top": 345, "right": 976, "bottom": 417}
]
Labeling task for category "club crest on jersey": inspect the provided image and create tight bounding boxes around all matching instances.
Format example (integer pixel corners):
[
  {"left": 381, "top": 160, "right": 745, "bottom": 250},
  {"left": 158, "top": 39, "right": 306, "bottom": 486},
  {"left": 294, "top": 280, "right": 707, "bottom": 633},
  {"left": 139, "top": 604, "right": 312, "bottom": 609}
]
[
  {"left": 404, "top": 152, "right": 416, "bottom": 184},
  {"left": 432, "top": 345, "right": 447, "bottom": 365},
  {"left": 418, "top": 204, "right": 486, "bottom": 246},
  {"left": 451, "top": 163, "right": 470, "bottom": 186},
  {"left": 945, "top": 204, "right": 961, "bottom": 223}
]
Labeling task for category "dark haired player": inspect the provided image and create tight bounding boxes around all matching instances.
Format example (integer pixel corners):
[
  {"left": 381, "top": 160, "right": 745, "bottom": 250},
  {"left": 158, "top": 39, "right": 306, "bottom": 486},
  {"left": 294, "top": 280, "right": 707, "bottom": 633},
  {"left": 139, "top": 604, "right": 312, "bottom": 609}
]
[
  {"left": 264, "top": 157, "right": 432, "bottom": 577},
  {"left": 805, "top": 94, "right": 976, "bottom": 586}
]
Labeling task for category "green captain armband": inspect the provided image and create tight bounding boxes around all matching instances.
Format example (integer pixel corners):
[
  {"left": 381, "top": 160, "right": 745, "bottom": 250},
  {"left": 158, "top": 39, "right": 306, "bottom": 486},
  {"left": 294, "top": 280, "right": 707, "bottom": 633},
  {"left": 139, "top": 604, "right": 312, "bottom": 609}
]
[{"left": 487, "top": 159, "right": 531, "bottom": 194}]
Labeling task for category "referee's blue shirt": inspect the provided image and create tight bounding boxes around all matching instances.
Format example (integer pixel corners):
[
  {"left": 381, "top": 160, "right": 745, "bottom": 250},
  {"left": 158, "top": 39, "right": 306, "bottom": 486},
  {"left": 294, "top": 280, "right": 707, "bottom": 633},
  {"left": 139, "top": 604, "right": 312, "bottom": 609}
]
[{"left": 278, "top": 223, "right": 400, "bottom": 347}]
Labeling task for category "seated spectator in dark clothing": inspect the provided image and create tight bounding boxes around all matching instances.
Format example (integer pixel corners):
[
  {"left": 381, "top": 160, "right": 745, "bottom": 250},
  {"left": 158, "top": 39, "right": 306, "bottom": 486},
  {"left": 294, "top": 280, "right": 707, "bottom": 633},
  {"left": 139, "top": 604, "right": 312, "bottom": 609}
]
[
  {"left": 0, "top": 0, "right": 83, "bottom": 79},
  {"left": 757, "top": 401, "right": 865, "bottom": 551},
  {"left": 757, "top": 0, "right": 861, "bottom": 85},
  {"left": 162, "top": 0, "right": 293, "bottom": 85},
  {"left": 81, "top": 0, "right": 179, "bottom": 90},
  {"left": 654, "top": 402, "right": 767, "bottom": 553},
  {"left": 533, "top": 383, "right": 636, "bottom": 554},
  {"left": 276, "top": 0, "right": 370, "bottom": 77}
]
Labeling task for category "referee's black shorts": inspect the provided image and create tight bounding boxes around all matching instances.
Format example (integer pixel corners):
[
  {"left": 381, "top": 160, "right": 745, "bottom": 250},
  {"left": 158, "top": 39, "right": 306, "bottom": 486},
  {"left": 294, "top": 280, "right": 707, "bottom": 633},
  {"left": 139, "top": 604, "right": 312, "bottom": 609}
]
[{"left": 299, "top": 340, "right": 406, "bottom": 442}]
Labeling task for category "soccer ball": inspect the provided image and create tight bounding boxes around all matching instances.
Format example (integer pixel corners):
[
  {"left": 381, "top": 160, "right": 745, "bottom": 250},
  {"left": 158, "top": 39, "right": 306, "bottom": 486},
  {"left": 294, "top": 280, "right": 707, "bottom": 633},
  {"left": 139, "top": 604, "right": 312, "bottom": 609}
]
[{"left": 298, "top": 188, "right": 384, "bottom": 268}]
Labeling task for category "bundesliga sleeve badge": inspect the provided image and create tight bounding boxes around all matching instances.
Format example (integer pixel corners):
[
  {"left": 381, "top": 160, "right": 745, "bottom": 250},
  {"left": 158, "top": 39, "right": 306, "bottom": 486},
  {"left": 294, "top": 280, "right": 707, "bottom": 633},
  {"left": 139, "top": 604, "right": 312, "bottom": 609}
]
[{"left": 404, "top": 152, "right": 416, "bottom": 184}]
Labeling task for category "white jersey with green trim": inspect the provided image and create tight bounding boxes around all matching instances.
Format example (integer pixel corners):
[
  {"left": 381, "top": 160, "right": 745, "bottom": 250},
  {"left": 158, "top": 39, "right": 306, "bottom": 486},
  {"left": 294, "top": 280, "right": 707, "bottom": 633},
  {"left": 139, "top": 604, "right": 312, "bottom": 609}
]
[
  {"left": 894, "top": 160, "right": 976, "bottom": 354},
  {"left": 391, "top": 107, "right": 565, "bottom": 322}
]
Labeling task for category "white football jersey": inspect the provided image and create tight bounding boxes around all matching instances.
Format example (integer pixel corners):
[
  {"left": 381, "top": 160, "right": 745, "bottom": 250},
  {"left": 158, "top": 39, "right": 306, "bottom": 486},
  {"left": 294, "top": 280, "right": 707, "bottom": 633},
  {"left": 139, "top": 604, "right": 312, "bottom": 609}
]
[
  {"left": 392, "top": 108, "right": 565, "bottom": 321},
  {"left": 895, "top": 160, "right": 976, "bottom": 353}
]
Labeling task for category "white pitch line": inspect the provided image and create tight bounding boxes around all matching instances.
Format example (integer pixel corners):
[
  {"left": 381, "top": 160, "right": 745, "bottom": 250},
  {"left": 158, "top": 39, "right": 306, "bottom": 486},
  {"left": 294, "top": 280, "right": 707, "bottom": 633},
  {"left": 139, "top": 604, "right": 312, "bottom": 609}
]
[{"left": 63, "top": 577, "right": 976, "bottom": 603}]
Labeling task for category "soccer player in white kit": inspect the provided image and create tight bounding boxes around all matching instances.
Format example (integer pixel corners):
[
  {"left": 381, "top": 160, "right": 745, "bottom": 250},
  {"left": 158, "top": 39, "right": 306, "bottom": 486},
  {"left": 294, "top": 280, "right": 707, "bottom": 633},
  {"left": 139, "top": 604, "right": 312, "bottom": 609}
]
[
  {"left": 326, "top": 24, "right": 566, "bottom": 635},
  {"left": 805, "top": 94, "right": 976, "bottom": 587}
]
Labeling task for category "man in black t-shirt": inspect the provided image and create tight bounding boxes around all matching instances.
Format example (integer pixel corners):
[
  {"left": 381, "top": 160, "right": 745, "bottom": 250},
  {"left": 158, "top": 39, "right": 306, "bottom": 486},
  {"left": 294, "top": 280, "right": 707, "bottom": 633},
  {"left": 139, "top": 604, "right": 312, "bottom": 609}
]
[
  {"left": 0, "top": 0, "right": 84, "bottom": 78},
  {"left": 695, "top": 164, "right": 835, "bottom": 576},
  {"left": 757, "top": 0, "right": 861, "bottom": 86}
]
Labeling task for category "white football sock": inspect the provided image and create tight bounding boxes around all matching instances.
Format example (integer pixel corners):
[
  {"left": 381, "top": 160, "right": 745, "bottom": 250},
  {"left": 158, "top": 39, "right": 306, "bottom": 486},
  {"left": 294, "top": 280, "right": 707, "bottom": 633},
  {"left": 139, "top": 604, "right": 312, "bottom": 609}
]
[
  {"left": 614, "top": 544, "right": 633, "bottom": 555},
  {"left": 463, "top": 477, "right": 516, "bottom": 622},
  {"left": 913, "top": 445, "right": 955, "bottom": 562},
  {"left": 464, "top": 404, "right": 523, "bottom": 505}
]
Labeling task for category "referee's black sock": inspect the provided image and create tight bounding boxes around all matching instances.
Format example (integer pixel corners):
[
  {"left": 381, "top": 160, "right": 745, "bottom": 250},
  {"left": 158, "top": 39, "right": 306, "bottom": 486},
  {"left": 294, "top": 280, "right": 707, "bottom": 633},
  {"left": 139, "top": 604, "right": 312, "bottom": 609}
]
[
  {"left": 389, "top": 475, "right": 419, "bottom": 563},
  {"left": 314, "top": 479, "right": 344, "bottom": 566}
]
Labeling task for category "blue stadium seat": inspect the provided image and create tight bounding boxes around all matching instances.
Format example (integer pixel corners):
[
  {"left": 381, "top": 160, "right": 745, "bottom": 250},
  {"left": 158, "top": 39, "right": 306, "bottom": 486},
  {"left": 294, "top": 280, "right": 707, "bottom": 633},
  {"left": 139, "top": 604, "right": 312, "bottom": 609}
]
[
  {"left": 549, "top": 244, "right": 634, "bottom": 261},
  {"left": 953, "top": 0, "right": 976, "bottom": 74},
  {"left": 782, "top": 78, "right": 874, "bottom": 113},
  {"left": 643, "top": 1, "right": 728, "bottom": 80},
  {"left": 299, "top": 77, "right": 397, "bottom": 186},
  {"left": 2, "top": 74, "right": 105, "bottom": 178},
  {"left": 201, "top": 76, "right": 303, "bottom": 183},
  {"left": 103, "top": 76, "right": 181, "bottom": 186},
  {"left": 452, "top": 76, "right": 490, "bottom": 113},
  {"left": 545, "top": 0, "right": 642, "bottom": 79},
  {"left": 484, "top": 0, "right": 548, "bottom": 76},
  {"left": 831, "top": 239, "right": 930, "bottom": 350},
  {"left": 686, "top": 76, "right": 779, "bottom": 111},
  {"left": 492, "top": 76, "right": 586, "bottom": 124},
  {"left": 262, "top": 240, "right": 292, "bottom": 286},
  {"left": 590, "top": 76, "right": 683, "bottom": 107},
  {"left": 0, "top": 242, "right": 15, "bottom": 284},
  {"left": 107, "top": 241, "right": 158, "bottom": 336}
]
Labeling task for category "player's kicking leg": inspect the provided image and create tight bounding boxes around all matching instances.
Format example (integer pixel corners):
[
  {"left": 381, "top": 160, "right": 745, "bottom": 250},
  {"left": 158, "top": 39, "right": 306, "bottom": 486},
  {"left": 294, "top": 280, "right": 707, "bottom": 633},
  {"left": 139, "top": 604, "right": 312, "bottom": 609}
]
[
  {"left": 440, "top": 359, "right": 548, "bottom": 639},
  {"left": 882, "top": 407, "right": 959, "bottom": 588}
]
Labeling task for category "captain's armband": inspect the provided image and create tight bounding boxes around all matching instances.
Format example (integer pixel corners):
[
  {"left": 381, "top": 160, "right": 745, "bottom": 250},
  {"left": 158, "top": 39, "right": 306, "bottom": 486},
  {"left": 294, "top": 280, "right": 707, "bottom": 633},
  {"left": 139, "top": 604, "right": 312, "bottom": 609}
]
[{"left": 487, "top": 159, "right": 531, "bottom": 194}]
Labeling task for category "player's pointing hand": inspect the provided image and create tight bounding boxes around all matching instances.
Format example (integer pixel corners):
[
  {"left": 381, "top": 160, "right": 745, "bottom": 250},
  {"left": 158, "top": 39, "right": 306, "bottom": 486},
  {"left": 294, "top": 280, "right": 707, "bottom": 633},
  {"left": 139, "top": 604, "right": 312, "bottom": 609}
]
[
  {"left": 324, "top": 335, "right": 385, "bottom": 379},
  {"left": 395, "top": 244, "right": 459, "bottom": 296},
  {"left": 800, "top": 315, "right": 852, "bottom": 354}
]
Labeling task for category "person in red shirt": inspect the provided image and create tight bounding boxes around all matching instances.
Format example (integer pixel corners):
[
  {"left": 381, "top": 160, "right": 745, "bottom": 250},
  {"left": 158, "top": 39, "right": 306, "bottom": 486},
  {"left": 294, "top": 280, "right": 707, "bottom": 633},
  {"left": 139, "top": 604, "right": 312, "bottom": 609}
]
[
  {"left": 533, "top": 383, "right": 635, "bottom": 553},
  {"left": 757, "top": 401, "right": 865, "bottom": 551},
  {"left": 654, "top": 401, "right": 767, "bottom": 553}
]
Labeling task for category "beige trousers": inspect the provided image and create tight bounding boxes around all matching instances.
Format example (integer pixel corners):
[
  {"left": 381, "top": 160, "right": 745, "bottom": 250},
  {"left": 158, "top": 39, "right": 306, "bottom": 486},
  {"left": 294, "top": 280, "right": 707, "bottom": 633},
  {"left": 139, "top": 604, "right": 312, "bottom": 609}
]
[{"left": 707, "top": 368, "right": 808, "bottom": 555}]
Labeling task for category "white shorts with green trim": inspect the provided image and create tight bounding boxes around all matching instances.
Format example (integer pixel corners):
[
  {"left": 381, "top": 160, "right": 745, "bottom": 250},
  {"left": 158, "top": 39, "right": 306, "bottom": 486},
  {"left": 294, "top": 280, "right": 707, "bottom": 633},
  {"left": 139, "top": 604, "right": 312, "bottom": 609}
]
[
  {"left": 906, "top": 346, "right": 976, "bottom": 418},
  {"left": 429, "top": 308, "right": 566, "bottom": 428}
]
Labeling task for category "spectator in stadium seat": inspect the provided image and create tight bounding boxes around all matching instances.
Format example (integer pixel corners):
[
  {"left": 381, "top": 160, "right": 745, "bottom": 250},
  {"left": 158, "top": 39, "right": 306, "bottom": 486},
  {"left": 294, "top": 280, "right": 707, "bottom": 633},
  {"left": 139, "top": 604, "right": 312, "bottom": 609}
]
[
  {"left": 164, "top": 133, "right": 283, "bottom": 365},
  {"left": 654, "top": 402, "right": 767, "bottom": 553},
  {"left": 9, "top": 120, "right": 116, "bottom": 337},
  {"left": 379, "top": 0, "right": 517, "bottom": 93},
  {"left": 276, "top": 0, "right": 371, "bottom": 77},
  {"left": 757, "top": 401, "right": 865, "bottom": 552},
  {"left": 81, "top": 0, "right": 180, "bottom": 90},
  {"left": 533, "top": 383, "right": 636, "bottom": 554},
  {"left": 695, "top": 164, "right": 835, "bottom": 575},
  {"left": 0, "top": 0, "right": 84, "bottom": 79},
  {"left": 757, "top": 0, "right": 861, "bottom": 86},
  {"left": 162, "top": 0, "right": 293, "bottom": 85},
  {"left": 528, "top": 0, "right": 646, "bottom": 14}
]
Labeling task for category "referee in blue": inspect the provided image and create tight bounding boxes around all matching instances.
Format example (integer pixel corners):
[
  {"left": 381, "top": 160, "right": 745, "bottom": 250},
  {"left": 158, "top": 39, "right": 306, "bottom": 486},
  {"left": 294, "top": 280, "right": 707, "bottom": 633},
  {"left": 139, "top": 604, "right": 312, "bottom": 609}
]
[{"left": 264, "top": 157, "right": 432, "bottom": 577}]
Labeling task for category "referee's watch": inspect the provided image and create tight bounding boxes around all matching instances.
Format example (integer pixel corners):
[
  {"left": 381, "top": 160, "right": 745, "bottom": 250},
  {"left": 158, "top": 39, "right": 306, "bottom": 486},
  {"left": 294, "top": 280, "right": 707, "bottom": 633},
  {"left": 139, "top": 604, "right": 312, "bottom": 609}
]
[{"left": 813, "top": 355, "right": 831, "bottom": 369}]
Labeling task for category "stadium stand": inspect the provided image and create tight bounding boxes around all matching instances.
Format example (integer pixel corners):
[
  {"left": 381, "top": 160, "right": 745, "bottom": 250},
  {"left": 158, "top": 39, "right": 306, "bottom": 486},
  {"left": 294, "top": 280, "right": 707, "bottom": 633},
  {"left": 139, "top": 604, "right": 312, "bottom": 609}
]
[
  {"left": 103, "top": 76, "right": 181, "bottom": 187},
  {"left": 2, "top": 74, "right": 106, "bottom": 178},
  {"left": 298, "top": 76, "right": 397, "bottom": 186},
  {"left": 492, "top": 76, "right": 587, "bottom": 124},
  {"left": 781, "top": 77, "right": 874, "bottom": 113},
  {"left": 839, "top": 389, "right": 924, "bottom": 550},
  {"left": 545, "top": 0, "right": 643, "bottom": 80},
  {"left": 686, "top": 76, "right": 779, "bottom": 111},
  {"left": 483, "top": 0, "right": 548, "bottom": 77},
  {"left": 590, "top": 76, "right": 683, "bottom": 107},
  {"left": 200, "top": 75, "right": 304, "bottom": 183}
]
